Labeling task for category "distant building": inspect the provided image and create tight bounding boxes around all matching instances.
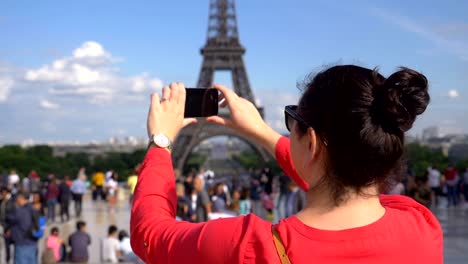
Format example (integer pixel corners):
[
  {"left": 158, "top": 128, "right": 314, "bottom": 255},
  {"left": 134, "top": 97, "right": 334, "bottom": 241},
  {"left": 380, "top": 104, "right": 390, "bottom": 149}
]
[
  {"left": 422, "top": 126, "right": 439, "bottom": 141},
  {"left": 422, "top": 133, "right": 468, "bottom": 160},
  {"left": 51, "top": 137, "right": 147, "bottom": 157}
]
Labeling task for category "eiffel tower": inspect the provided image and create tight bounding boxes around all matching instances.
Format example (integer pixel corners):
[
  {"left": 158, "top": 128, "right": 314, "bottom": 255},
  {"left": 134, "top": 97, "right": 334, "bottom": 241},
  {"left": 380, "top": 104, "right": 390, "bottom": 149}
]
[{"left": 172, "top": 0, "right": 270, "bottom": 173}]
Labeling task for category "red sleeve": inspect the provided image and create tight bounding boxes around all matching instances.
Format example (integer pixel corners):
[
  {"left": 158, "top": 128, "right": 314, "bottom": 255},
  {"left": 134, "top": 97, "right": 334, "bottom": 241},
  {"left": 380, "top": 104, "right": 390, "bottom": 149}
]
[
  {"left": 130, "top": 147, "right": 251, "bottom": 263},
  {"left": 275, "top": 136, "right": 309, "bottom": 191}
]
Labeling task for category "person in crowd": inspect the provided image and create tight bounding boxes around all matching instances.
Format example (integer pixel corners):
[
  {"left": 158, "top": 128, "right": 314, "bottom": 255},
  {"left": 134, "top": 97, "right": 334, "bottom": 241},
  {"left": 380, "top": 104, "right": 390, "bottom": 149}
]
[
  {"left": 428, "top": 165, "right": 441, "bottom": 206},
  {"left": 285, "top": 181, "right": 307, "bottom": 217},
  {"left": 0, "top": 170, "right": 8, "bottom": 188},
  {"left": 32, "top": 192, "right": 45, "bottom": 216},
  {"left": 58, "top": 176, "right": 72, "bottom": 222},
  {"left": 0, "top": 187, "right": 14, "bottom": 263},
  {"left": 29, "top": 171, "right": 42, "bottom": 193},
  {"left": 105, "top": 170, "right": 114, "bottom": 182},
  {"left": 131, "top": 68, "right": 442, "bottom": 263},
  {"left": 176, "top": 197, "right": 190, "bottom": 221},
  {"left": 175, "top": 183, "right": 192, "bottom": 221},
  {"left": 414, "top": 176, "right": 432, "bottom": 208},
  {"left": 8, "top": 170, "right": 20, "bottom": 196},
  {"left": 44, "top": 227, "right": 64, "bottom": 263},
  {"left": 445, "top": 165, "right": 459, "bottom": 207},
  {"left": 260, "top": 167, "right": 274, "bottom": 196},
  {"left": 69, "top": 221, "right": 91, "bottom": 263},
  {"left": 46, "top": 178, "right": 60, "bottom": 223},
  {"left": 106, "top": 173, "right": 118, "bottom": 212},
  {"left": 7, "top": 192, "right": 38, "bottom": 264},
  {"left": 91, "top": 169, "right": 105, "bottom": 201},
  {"left": 211, "top": 183, "right": 227, "bottom": 212},
  {"left": 462, "top": 168, "right": 468, "bottom": 204},
  {"left": 183, "top": 172, "right": 195, "bottom": 197},
  {"left": 22, "top": 172, "right": 32, "bottom": 193},
  {"left": 101, "top": 225, "right": 121, "bottom": 263},
  {"left": 191, "top": 176, "right": 211, "bottom": 222},
  {"left": 229, "top": 189, "right": 241, "bottom": 214},
  {"left": 249, "top": 177, "right": 263, "bottom": 218},
  {"left": 261, "top": 187, "right": 275, "bottom": 221},
  {"left": 276, "top": 174, "right": 291, "bottom": 220},
  {"left": 238, "top": 187, "right": 252, "bottom": 215},
  {"left": 118, "top": 230, "right": 140, "bottom": 263},
  {"left": 71, "top": 174, "right": 87, "bottom": 218},
  {"left": 77, "top": 167, "right": 87, "bottom": 181},
  {"left": 387, "top": 179, "right": 405, "bottom": 195},
  {"left": 127, "top": 165, "right": 139, "bottom": 205}
]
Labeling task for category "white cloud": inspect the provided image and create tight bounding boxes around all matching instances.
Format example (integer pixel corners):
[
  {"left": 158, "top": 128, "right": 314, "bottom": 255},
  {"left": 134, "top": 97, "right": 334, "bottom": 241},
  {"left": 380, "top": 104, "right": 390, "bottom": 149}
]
[
  {"left": 0, "top": 78, "right": 13, "bottom": 102},
  {"left": 23, "top": 41, "right": 163, "bottom": 104},
  {"left": 131, "top": 74, "right": 163, "bottom": 93},
  {"left": 39, "top": 99, "right": 60, "bottom": 109},
  {"left": 73, "top": 41, "right": 109, "bottom": 59},
  {"left": 448, "top": 89, "right": 460, "bottom": 98}
]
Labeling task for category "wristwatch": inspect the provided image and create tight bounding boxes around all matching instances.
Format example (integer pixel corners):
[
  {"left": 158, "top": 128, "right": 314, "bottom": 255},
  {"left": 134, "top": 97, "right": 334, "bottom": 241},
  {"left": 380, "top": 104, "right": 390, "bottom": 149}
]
[{"left": 148, "top": 133, "right": 172, "bottom": 150}]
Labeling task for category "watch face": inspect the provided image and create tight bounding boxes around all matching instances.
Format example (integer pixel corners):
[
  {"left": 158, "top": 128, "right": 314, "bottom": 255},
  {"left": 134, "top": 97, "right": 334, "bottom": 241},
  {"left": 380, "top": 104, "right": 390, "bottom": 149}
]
[{"left": 154, "top": 134, "right": 170, "bottom": 148}]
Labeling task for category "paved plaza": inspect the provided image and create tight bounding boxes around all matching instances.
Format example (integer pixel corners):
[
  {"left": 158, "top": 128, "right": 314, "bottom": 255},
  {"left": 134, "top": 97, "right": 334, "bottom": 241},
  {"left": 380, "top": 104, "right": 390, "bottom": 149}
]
[
  {"left": 434, "top": 207, "right": 468, "bottom": 263},
  {"left": 36, "top": 195, "right": 468, "bottom": 263}
]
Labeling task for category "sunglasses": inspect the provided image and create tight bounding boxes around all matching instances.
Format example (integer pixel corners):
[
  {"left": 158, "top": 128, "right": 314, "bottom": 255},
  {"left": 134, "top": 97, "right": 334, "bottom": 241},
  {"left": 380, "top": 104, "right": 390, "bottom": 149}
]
[
  {"left": 284, "top": 105, "right": 311, "bottom": 132},
  {"left": 284, "top": 105, "right": 328, "bottom": 146}
]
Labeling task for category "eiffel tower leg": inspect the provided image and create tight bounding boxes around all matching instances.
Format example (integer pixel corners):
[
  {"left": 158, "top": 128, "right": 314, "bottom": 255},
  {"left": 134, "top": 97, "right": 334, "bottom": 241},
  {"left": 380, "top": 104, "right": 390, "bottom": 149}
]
[{"left": 197, "top": 61, "right": 214, "bottom": 88}]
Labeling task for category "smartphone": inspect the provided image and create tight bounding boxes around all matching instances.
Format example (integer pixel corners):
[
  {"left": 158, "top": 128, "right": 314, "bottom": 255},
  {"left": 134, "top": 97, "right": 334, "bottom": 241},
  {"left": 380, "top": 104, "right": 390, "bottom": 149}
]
[{"left": 184, "top": 88, "right": 219, "bottom": 118}]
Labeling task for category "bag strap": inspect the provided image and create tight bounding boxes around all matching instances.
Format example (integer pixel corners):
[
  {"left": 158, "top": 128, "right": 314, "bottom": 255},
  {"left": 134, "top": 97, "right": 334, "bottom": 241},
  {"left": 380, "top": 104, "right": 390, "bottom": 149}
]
[{"left": 271, "top": 226, "right": 291, "bottom": 264}]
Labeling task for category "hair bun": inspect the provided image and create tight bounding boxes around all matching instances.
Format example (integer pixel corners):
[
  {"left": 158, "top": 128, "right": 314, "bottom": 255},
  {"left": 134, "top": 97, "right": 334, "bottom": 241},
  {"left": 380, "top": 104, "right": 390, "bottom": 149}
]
[{"left": 374, "top": 67, "right": 430, "bottom": 132}]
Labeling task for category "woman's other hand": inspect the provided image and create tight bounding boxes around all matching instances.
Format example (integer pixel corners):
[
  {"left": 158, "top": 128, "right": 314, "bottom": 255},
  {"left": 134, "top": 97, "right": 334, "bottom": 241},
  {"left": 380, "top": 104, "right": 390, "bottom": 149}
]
[
  {"left": 206, "top": 84, "right": 281, "bottom": 154},
  {"left": 147, "top": 82, "right": 197, "bottom": 142}
]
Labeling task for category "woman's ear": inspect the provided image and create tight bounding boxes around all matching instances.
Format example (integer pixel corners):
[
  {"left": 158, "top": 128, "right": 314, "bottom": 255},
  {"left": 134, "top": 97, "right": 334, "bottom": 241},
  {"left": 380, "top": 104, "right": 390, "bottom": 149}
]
[{"left": 306, "top": 128, "right": 317, "bottom": 165}]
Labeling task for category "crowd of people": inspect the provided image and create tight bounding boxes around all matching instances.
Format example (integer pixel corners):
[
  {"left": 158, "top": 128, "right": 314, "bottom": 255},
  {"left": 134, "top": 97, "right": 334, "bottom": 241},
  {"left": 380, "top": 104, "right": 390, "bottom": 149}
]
[
  {"left": 176, "top": 164, "right": 468, "bottom": 224},
  {"left": 1, "top": 158, "right": 466, "bottom": 263},
  {"left": 0, "top": 166, "right": 141, "bottom": 264},
  {"left": 176, "top": 168, "right": 310, "bottom": 223}
]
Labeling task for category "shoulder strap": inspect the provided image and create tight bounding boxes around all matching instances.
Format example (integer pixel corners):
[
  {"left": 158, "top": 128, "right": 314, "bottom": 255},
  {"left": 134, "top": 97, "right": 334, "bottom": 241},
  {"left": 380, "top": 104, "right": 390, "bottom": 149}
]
[{"left": 271, "top": 226, "right": 291, "bottom": 264}]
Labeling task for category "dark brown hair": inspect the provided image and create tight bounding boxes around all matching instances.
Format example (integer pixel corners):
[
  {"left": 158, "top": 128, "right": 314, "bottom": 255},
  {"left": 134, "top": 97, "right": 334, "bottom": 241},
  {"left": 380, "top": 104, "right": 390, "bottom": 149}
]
[{"left": 296, "top": 65, "right": 429, "bottom": 205}]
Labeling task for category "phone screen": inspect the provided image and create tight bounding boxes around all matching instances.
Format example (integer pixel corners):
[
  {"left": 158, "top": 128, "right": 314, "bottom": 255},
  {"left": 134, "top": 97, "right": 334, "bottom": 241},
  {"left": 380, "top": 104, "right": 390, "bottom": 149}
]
[{"left": 184, "top": 88, "right": 219, "bottom": 118}]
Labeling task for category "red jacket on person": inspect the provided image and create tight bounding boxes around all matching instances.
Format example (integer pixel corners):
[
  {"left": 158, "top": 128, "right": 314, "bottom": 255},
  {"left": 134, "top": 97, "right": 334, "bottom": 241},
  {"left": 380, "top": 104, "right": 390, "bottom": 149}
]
[{"left": 131, "top": 137, "right": 443, "bottom": 263}]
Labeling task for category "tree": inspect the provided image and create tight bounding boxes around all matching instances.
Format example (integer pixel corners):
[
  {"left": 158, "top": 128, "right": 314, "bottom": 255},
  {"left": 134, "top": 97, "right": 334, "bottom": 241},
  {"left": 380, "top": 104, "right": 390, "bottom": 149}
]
[{"left": 405, "top": 143, "right": 449, "bottom": 177}]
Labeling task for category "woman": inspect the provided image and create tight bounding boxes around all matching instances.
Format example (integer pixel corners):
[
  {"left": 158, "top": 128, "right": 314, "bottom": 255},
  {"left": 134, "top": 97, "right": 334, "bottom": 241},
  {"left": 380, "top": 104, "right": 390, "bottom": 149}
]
[
  {"left": 43, "top": 227, "right": 64, "bottom": 263},
  {"left": 46, "top": 179, "right": 59, "bottom": 223},
  {"left": 106, "top": 174, "right": 118, "bottom": 212},
  {"left": 131, "top": 65, "right": 442, "bottom": 263},
  {"left": 118, "top": 230, "right": 142, "bottom": 263}
]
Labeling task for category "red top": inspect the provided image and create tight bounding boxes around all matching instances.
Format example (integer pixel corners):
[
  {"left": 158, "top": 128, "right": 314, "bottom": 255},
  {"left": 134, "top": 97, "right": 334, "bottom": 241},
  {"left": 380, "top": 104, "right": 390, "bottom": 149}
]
[
  {"left": 131, "top": 136, "right": 443, "bottom": 264},
  {"left": 444, "top": 168, "right": 457, "bottom": 181}
]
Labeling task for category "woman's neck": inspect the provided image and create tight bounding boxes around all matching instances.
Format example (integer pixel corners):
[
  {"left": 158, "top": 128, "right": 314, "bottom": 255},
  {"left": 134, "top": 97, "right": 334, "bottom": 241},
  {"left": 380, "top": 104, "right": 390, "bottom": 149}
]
[{"left": 296, "top": 185, "right": 385, "bottom": 230}]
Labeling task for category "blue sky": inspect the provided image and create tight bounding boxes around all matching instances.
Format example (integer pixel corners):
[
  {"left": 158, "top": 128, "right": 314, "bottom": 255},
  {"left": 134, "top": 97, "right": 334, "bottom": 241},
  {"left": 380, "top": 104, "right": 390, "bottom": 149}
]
[{"left": 0, "top": 0, "right": 467, "bottom": 144}]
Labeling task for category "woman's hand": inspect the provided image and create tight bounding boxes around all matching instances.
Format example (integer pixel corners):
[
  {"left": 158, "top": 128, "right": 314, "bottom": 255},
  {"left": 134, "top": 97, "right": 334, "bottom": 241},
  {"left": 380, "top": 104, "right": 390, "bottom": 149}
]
[
  {"left": 206, "top": 84, "right": 281, "bottom": 155},
  {"left": 147, "top": 82, "right": 197, "bottom": 143}
]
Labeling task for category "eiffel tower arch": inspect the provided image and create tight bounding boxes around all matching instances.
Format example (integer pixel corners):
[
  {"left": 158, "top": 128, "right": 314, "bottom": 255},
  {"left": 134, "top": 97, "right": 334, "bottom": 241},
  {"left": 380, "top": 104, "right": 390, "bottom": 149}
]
[{"left": 172, "top": 0, "right": 271, "bottom": 173}]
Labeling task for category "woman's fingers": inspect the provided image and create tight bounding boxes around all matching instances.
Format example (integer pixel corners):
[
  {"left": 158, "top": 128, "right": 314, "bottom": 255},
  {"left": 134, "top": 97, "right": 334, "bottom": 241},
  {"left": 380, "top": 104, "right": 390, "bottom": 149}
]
[
  {"left": 182, "top": 118, "right": 197, "bottom": 128},
  {"left": 206, "top": 116, "right": 232, "bottom": 127},
  {"left": 169, "top": 83, "right": 180, "bottom": 105},
  {"left": 162, "top": 86, "right": 171, "bottom": 102},
  {"left": 150, "top": 92, "right": 161, "bottom": 111},
  {"left": 177, "top": 82, "right": 186, "bottom": 105},
  {"left": 213, "top": 84, "right": 237, "bottom": 105}
]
